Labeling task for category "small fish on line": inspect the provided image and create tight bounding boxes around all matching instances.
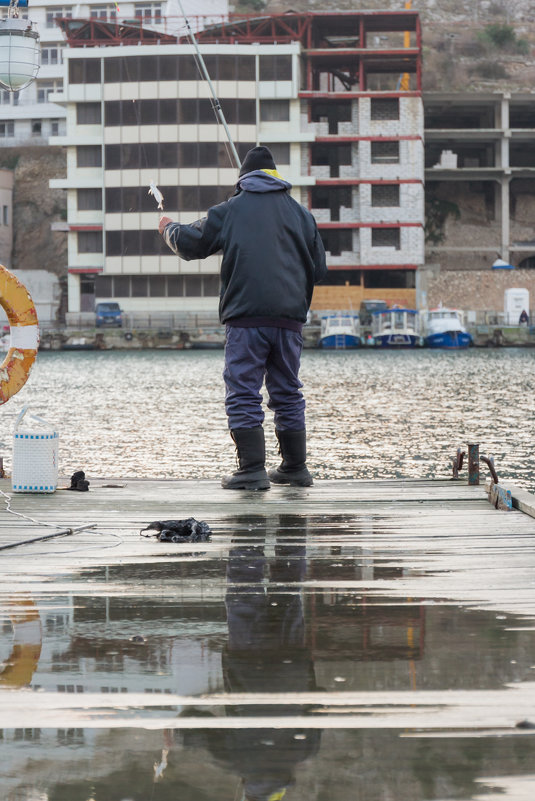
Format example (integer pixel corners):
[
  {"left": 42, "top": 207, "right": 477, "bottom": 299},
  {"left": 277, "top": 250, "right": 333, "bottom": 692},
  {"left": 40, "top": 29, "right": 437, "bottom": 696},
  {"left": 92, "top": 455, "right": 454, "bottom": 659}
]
[{"left": 148, "top": 182, "right": 164, "bottom": 210}]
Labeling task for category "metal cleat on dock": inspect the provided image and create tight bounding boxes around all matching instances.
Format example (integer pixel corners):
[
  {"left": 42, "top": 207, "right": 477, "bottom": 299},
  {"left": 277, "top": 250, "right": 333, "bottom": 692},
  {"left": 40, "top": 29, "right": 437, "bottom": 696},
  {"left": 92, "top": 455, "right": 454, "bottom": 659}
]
[{"left": 453, "top": 443, "right": 511, "bottom": 510}]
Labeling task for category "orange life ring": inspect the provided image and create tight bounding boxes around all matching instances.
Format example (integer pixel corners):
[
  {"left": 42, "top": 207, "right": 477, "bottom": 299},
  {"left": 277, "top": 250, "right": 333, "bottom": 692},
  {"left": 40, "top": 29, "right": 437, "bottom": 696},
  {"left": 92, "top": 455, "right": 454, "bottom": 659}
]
[{"left": 0, "top": 264, "right": 39, "bottom": 405}]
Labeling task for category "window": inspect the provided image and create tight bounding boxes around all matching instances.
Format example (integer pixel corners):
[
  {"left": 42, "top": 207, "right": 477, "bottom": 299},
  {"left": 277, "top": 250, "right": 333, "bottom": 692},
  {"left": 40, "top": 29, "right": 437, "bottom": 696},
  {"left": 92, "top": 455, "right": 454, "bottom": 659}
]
[
  {"left": 371, "top": 184, "right": 400, "bottom": 207},
  {"left": 46, "top": 8, "right": 72, "bottom": 28},
  {"left": 260, "top": 100, "right": 290, "bottom": 122},
  {"left": 371, "top": 141, "right": 399, "bottom": 164},
  {"left": 321, "top": 269, "right": 361, "bottom": 286},
  {"left": 238, "top": 55, "right": 255, "bottom": 81},
  {"left": 150, "top": 276, "right": 166, "bottom": 297},
  {"left": 131, "top": 276, "right": 148, "bottom": 297},
  {"left": 261, "top": 142, "right": 290, "bottom": 165},
  {"left": 1, "top": 91, "right": 10, "bottom": 105},
  {"left": 106, "top": 230, "right": 121, "bottom": 256},
  {"left": 203, "top": 275, "right": 220, "bottom": 296},
  {"left": 94, "top": 275, "right": 218, "bottom": 298},
  {"left": 78, "top": 231, "right": 103, "bottom": 253},
  {"left": 185, "top": 275, "right": 202, "bottom": 297},
  {"left": 12, "top": 92, "right": 19, "bottom": 106},
  {"left": 51, "top": 119, "right": 59, "bottom": 136},
  {"left": 371, "top": 227, "right": 400, "bottom": 248},
  {"left": 320, "top": 229, "right": 352, "bottom": 256},
  {"left": 259, "top": 55, "right": 292, "bottom": 81},
  {"left": 37, "top": 82, "right": 54, "bottom": 103},
  {"left": 114, "top": 276, "right": 130, "bottom": 296},
  {"left": 37, "top": 80, "right": 61, "bottom": 103},
  {"left": 3, "top": 206, "right": 8, "bottom": 225},
  {"left": 95, "top": 276, "right": 113, "bottom": 295},
  {"left": 77, "top": 189, "right": 102, "bottom": 210},
  {"left": 104, "top": 58, "right": 121, "bottom": 83},
  {"left": 41, "top": 47, "right": 62, "bottom": 65},
  {"left": 135, "top": 3, "right": 162, "bottom": 23},
  {"left": 31, "top": 121, "right": 42, "bottom": 136},
  {"left": 168, "top": 275, "right": 183, "bottom": 296},
  {"left": 104, "top": 142, "right": 253, "bottom": 170},
  {"left": 91, "top": 5, "right": 116, "bottom": 19},
  {"left": 158, "top": 55, "right": 178, "bottom": 81},
  {"left": 370, "top": 98, "right": 399, "bottom": 121},
  {"left": 77, "top": 146, "right": 102, "bottom": 168},
  {"left": 69, "top": 59, "right": 101, "bottom": 84},
  {"left": 0, "top": 121, "right": 14, "bottom": 137},
  {"left": 77, "top": 102, "right": 101, "bottom": 124}
]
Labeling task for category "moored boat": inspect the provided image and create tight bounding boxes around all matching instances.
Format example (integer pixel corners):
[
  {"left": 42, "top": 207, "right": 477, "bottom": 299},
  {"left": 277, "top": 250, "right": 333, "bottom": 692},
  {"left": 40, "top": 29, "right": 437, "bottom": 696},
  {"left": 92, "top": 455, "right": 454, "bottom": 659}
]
[
  {"left": 319, "top": 313, "right": 361, "bottom": 349},
  {"left": 422, "top": 307, "right": 473, "bottom": 349},
  {"left": 371, "top": 308, "right": 420, "bottom": 348}
]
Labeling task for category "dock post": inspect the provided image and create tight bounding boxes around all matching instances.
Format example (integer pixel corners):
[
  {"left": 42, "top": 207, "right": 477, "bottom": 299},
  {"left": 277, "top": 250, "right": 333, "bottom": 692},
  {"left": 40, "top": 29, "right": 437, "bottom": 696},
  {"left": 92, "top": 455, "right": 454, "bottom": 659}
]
[{"left": 467, "top": 443, "right": 480, "bottom": 485}]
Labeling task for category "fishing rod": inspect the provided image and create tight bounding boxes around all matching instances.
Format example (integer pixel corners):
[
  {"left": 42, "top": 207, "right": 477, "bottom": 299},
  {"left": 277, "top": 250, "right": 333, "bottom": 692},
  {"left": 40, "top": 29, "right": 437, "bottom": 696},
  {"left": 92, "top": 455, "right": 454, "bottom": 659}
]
[
  {"left": 149, "top": 4, "right": 242, "bottom": 211},
  {"left": 177, "top": 0, "right": 241, "bottom": 170}
]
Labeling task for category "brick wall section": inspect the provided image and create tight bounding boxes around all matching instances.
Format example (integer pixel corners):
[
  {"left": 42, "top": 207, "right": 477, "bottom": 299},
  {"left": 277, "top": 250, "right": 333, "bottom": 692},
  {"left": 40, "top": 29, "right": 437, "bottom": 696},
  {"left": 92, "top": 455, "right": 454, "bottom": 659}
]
[{"left": 424, "top": 268, "right": 535, "bottom": 315}]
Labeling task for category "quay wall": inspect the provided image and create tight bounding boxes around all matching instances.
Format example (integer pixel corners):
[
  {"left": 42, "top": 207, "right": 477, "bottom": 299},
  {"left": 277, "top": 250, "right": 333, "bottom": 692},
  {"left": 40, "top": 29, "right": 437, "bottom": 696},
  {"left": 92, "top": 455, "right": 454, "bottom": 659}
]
[{"left": 422, "top": 267, "right": 535, "bottom": 316}]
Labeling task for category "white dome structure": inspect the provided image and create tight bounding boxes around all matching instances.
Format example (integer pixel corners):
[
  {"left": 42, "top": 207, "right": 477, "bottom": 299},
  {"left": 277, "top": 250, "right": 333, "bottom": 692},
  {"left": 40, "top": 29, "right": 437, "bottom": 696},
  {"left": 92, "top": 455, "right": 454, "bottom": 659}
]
[{"left": 0, "top": 17, "right": 40, "bottom": 92}]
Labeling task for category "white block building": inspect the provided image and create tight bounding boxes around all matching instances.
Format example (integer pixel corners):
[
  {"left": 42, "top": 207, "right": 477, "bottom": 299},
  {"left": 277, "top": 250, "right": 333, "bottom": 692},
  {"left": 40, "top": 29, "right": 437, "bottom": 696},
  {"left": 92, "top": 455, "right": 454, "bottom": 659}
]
[
  {"left": 50, "top": 10, "right": 425, "bottom": 315},
  {"left": 0, "top": 0, "right": 228, "bottom": 145}
]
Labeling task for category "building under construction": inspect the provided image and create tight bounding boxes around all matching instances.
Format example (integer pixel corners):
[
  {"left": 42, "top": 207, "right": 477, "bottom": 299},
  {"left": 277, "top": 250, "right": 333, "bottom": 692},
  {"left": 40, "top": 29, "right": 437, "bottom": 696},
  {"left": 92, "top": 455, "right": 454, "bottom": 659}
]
[{"left": 52, "top": 10, "right": 424, "bottom": 316}]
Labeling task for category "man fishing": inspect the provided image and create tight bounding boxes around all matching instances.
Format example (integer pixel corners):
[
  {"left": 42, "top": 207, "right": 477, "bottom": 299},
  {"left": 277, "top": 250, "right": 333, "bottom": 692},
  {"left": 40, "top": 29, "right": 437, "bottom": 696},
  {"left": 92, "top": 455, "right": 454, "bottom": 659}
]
[{"left": 158, "top": 146, "right": 327, "bottom": 490}]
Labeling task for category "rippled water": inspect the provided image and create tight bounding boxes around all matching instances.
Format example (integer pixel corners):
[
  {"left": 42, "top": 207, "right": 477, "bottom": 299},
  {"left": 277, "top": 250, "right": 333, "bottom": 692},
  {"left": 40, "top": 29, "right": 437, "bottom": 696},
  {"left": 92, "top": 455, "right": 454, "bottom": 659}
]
[{"left": 4, "top": 348, "right": 535, "bottom": 490}]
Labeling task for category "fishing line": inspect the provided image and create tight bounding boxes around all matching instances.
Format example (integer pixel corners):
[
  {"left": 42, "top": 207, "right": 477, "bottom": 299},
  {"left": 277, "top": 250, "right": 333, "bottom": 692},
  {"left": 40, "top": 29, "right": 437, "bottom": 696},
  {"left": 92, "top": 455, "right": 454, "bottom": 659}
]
[
  {"left": 28, "top": 529, "right": 125, "bottom": 555},
  {"left": 0, "top": 487, "right": 126, "bottom": 554},
  {"left": 176, "top": 0, "right": 241, "bottom": 170},
  {"left": 0, "top": 487, "right": 82, "bottom": 530}
]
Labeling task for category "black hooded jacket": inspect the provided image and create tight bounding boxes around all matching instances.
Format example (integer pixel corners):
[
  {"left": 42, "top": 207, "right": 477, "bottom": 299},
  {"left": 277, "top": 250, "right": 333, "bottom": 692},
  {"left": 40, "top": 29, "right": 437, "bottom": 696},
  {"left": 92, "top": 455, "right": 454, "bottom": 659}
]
[{"left": 163, "top": 171, "right": 328, "bottom": 325}]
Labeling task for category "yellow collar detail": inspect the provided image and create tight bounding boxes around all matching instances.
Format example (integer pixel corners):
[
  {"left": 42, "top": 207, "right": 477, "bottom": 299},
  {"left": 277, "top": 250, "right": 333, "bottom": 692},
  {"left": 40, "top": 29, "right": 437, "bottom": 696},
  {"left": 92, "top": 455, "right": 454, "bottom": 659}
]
[{"left": 261, "top": 168, "right": 286, "bottom": 181}]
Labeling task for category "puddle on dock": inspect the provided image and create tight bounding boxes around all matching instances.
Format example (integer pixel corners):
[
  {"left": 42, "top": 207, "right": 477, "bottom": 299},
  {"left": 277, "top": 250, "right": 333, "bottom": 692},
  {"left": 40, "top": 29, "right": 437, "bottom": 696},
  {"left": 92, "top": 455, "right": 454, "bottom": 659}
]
[{"left": 2, "top": 514, "right": 535, "bottom": 799}]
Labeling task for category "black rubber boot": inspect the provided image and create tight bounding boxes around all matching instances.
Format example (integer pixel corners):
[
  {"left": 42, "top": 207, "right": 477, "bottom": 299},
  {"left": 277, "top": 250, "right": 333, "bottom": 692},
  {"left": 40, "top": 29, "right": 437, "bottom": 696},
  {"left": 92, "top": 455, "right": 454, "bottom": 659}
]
[
  {"left": 221, "top": 427, "right": 270, "bottom": 490},
  {"left": 268, "top": 429, "right": 313, "bottom": 487}
]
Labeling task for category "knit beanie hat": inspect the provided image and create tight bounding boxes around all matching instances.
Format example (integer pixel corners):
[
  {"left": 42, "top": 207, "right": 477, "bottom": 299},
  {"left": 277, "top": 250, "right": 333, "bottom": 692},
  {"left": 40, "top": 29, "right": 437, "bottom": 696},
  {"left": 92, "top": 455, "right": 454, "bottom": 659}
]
[{"left": 239, "top": 146, "right": 277, "bottom": 176}]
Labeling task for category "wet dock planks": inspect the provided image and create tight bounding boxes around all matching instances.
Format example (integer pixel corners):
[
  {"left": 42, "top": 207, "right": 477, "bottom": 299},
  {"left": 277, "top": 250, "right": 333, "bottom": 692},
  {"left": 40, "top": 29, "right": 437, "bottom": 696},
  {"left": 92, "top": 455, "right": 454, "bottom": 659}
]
[{"left": 2, "top": 477, "right": 535, "bottom": 798}]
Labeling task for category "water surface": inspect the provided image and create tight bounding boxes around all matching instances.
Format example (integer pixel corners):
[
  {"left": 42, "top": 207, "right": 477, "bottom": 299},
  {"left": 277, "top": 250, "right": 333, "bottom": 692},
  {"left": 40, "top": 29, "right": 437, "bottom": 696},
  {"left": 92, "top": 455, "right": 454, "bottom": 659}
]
[{"left": 5, "top": 348, "right": 534, "bottom": 489}]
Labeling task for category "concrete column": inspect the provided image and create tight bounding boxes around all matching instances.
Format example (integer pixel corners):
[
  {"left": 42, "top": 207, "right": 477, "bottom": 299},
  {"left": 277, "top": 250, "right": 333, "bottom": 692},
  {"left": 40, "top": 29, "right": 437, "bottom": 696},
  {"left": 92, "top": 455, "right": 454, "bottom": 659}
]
[
  {"left": 501, "top": 176, "right": 511, "bottom": 263},
  {"left": 500, "top": 94, "right": 510, "bottom": 169},
  {"left": 68, "top": 273, "right": 81, "bottom": 313}
]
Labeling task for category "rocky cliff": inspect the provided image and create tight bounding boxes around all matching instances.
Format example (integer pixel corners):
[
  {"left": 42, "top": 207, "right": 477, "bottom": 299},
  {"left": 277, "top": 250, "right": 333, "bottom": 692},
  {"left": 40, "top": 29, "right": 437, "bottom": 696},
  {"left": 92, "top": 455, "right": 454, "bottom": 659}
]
[{"left": 0, "top": 147, "right": 67, "bottom": 276}]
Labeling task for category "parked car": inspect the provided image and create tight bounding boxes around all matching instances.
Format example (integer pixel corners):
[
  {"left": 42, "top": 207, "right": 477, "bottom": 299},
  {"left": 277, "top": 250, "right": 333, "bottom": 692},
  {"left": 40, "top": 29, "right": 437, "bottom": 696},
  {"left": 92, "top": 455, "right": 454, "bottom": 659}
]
[
  {"left": 359, "top": 299, "right": 388, "bottom": 327},
  {"left": 95, "top": 302, "right": 123, "bottom": 328}
]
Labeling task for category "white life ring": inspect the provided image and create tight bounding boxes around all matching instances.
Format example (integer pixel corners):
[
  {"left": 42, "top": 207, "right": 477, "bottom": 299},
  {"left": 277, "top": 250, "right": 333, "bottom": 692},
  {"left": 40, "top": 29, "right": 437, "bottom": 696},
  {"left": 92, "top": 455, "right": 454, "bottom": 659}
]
[{"left": 0, "top": 264, "right": 39, "bottom": 405}]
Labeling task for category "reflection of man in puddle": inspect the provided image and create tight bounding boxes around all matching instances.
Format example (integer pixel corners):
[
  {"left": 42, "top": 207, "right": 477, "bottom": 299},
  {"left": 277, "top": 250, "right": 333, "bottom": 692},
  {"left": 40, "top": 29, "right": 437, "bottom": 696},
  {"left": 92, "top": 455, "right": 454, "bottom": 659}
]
[{"left": 200, "top": 517, "right": 321, "bottom": 800}]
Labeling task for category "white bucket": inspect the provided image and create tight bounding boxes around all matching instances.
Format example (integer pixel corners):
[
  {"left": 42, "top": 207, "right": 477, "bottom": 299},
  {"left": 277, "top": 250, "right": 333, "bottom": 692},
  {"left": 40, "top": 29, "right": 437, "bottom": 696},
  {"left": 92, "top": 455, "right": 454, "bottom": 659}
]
[{"left": 12, "top": 406, "right": 58, "bottom": 493}]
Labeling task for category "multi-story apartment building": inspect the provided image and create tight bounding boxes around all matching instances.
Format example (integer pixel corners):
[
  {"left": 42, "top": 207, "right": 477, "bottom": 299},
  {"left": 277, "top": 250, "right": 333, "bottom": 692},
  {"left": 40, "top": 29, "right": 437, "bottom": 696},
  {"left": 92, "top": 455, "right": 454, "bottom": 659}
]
[
  {"left": 0, "top": 0, "right": 227, "bottom": 145},
  {"left": 424, "top": 91, "right": 535, "bottom": 272},
  {"left": 50, "top": 10, "right": 424, "bottom": 315}
]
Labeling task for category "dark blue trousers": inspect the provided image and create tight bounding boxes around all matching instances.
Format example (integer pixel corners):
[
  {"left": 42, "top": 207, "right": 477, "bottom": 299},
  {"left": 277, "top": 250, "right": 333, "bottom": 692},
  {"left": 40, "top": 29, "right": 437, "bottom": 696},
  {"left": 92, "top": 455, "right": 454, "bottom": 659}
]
[{"left": 224, "top": 325, "right": 305, "bottom": 430}]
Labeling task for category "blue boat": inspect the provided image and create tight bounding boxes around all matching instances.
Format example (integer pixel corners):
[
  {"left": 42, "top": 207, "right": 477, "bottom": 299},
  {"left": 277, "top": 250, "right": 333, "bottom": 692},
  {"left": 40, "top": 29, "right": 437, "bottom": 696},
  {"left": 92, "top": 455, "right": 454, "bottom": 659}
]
[
  {"left": 319, "top": 314, "right": 361, "bottom": 349},
  {"left": 371, "top": 308, "right": 420, "bottom": 348},
  {"left": 422, "top": 307, "right": 473, "bottom": 349}
]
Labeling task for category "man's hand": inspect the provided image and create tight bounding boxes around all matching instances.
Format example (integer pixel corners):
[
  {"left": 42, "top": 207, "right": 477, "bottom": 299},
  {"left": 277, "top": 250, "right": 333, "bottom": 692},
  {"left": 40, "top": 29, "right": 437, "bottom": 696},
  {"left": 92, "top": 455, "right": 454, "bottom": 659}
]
[{"left": 159, "top": 215, "right": 173, "bottom": 235}]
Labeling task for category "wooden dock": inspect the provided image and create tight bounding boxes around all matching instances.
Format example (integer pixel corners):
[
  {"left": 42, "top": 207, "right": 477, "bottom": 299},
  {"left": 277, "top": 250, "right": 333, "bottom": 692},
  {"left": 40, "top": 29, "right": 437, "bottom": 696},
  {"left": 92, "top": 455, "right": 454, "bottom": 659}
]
[{"left": 2, "top": 477, "right": 535, "bottom": 798}]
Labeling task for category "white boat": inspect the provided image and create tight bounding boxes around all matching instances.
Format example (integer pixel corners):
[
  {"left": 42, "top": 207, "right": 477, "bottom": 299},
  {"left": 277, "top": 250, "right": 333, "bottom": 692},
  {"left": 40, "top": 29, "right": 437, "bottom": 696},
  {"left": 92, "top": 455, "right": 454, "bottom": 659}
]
[
  {"left": 319, "top": 313, "right": 361, "bottom": 349},
  {"left": 422, "top": 307, "right": 473, "bottom": 349},
  {"left": 371, "top": 308, "right": 420, "bottom": 348}
]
